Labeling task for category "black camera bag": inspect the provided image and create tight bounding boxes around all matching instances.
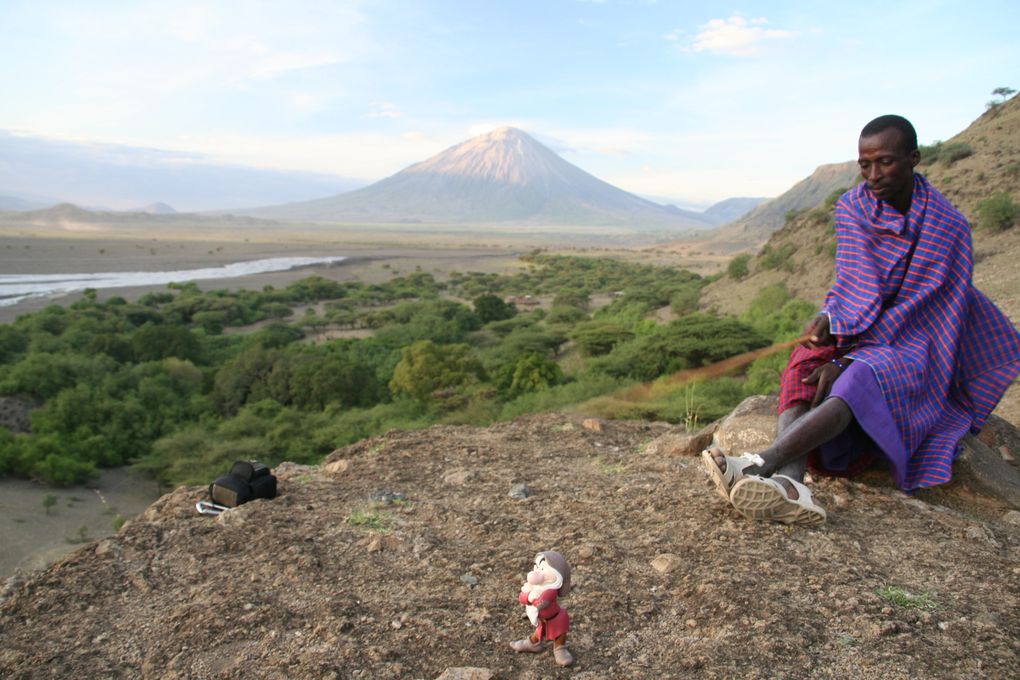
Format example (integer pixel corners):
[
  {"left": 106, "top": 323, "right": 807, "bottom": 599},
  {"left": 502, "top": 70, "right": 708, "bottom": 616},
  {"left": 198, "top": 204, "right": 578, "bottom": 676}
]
[{"left": 209, "top": 460, "right": 277, "bottom": 508}]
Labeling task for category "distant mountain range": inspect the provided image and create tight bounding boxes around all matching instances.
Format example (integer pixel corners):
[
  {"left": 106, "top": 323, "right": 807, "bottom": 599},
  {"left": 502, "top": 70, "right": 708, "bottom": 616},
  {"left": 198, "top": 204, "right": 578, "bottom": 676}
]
[
  {"left": 0, "top": 131, "right": 365, "bottom": 212},
  {"left": 239, "top": 127, "right": 725, "bottom": 230},
  {"left": 706, "top": 160, "right": 861, "bottom": 250},
  {"left": 1, "top": 126, "right": 778, "bottom": 233}
]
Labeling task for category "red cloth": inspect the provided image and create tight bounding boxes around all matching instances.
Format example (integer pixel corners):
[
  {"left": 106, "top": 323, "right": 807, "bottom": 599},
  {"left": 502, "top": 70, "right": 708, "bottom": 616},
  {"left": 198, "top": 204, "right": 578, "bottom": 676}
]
[
  {"left": 520, "top": 587, "right": 570, "bottom": 640},
  {"left": 778, "top": 344, "right": 878, "bottom": 478},
  {"left": 778, "top": 343, "right": 839, "bottom": 414}
]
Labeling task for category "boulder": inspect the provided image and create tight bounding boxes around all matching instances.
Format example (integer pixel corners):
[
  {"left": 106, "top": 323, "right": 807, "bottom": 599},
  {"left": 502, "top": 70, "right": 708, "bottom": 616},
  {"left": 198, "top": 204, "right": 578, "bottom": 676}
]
[{"left": 712, "top": 394, "right": 778, "bottom": 454}]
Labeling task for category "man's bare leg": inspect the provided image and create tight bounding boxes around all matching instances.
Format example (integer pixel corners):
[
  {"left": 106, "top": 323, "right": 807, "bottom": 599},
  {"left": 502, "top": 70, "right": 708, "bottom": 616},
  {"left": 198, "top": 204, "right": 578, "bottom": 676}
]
[
  {"left": 774, "top": 403, "right": 809, "bottom": 494},
  {"left": 710, "top": 398, "right": 851, "bottom": 499}
]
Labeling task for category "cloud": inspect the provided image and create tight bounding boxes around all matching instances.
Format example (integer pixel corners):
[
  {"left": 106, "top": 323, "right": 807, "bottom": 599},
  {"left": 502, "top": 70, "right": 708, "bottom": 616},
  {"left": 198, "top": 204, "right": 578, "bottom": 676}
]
[
  {"left": 248, "top": 49, "right": 347, "bottom": 80},
  {"left": 687, "top": 16, "right": 796, "bottom": 56},
  {"left": 364, "top": 102, "right": 403, "bottom": 119}
]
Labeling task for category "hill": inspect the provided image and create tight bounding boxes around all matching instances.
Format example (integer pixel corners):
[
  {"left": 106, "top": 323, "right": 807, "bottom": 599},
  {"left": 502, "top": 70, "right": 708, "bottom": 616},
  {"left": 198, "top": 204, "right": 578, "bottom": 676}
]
[
  {"left": 701, "top": 196, "right": 770, "bottom": 224},
  {"left": 0, "top": 130, "right": 363, "bottom": 213},
  {"left": 2, "top": 407, "right": 1018, "bottom": 679},
  {"left": 706, "top": 161, "right": 860, "bottom": 252},
  {"left": 243, "top": 127, "right": 714, "bottom": 230},
  {"left": 0, "top": 202, "right": 287, "bottom": 233}
]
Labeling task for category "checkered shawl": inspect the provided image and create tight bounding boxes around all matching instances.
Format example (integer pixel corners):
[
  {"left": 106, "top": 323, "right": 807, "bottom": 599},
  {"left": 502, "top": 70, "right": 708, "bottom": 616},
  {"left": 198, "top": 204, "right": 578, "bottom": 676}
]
[{"left": 818, "top": 174, "right": 1020, "bottom": 489}]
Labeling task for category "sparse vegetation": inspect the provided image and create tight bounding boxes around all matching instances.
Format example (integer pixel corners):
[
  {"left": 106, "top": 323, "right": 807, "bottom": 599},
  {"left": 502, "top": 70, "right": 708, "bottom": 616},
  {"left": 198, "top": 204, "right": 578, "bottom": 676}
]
[
  {"left": 877, "top": 585, "right": 938, "bottom": 611},
  {"left": 346, "top": 509, "right": 393, "bottom": 533},
  {"left": 977, "top": 192, "right": 1019, "bottom": 232},
  {"left": 758, "top": 243, "right": 798, "bottom": 272},
  {"left": 920, "top": 141, "right": 973, "bottom": 166}
]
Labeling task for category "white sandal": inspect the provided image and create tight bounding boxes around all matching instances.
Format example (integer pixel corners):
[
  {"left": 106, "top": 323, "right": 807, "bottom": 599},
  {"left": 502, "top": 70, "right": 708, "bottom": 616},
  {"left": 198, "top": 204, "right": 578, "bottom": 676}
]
[
  {"left": 700, "top": 448, "right": 765, "bottom": 502},
  {"left": 729, "top": 474, "right": 826, "bottom": 526}
]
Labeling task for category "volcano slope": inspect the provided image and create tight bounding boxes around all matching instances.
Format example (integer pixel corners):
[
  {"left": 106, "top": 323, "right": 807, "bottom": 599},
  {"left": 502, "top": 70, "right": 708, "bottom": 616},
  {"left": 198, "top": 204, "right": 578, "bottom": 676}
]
[{"left": 1, "top": 411, "right": 1018, "bottom": 679}]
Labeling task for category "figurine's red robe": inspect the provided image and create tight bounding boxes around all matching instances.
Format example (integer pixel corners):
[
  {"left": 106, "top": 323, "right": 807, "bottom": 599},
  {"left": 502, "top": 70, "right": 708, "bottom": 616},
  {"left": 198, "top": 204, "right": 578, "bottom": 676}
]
[{"left": 520, "top": 587, "right": 570, "bottom": 640}]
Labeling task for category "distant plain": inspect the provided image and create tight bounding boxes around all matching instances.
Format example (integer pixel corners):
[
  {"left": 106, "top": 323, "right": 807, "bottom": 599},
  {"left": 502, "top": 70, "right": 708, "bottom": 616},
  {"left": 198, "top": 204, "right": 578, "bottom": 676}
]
[{"left": 0, "top": 219, "right": 727, "bottom": 322}]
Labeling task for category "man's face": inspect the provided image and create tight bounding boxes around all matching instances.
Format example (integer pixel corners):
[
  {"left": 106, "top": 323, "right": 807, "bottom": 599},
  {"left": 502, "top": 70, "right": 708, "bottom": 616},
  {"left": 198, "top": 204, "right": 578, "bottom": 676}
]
[{"left": 857, "top": 128, "right": 920, "bottom": 205}]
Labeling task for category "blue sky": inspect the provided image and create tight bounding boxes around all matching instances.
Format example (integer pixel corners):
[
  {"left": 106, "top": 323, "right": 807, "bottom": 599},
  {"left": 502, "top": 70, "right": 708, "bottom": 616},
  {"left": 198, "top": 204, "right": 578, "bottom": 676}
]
[{"left": 2, "top": 0, "right": 1017, "bottom": 207}]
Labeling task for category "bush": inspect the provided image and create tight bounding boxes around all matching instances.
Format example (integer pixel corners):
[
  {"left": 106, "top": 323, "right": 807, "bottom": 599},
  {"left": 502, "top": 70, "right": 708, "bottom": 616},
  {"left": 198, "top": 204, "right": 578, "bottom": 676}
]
[
  {"left": 977, "top": 192, "right": 1019, "bottom": 232},
  {"left": 942, "top": 142, "right": 973, "bottom": 165},
  {"left": 726, "top": 254, "right": 751, "bottom": 281},
  {"left": 758, "top": 243, "right": 797, "bottom": 272},
  {"left": 921, "top": 141, "right": 973, "bottom": 166}
]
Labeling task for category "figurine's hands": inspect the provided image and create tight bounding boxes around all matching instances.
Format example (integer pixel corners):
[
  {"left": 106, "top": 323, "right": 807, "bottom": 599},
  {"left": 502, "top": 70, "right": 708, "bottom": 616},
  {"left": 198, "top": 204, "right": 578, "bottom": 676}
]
[{"left": 521, "top": 583, "right": 532, "bottom": 594}]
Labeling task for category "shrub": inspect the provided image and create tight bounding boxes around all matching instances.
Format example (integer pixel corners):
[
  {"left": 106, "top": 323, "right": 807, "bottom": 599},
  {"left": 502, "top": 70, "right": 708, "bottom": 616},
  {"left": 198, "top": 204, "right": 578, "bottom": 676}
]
[
  {"left": 758, "top": 243, "right": 798, "bottom": 272},
  {"left": 941, "top": 142, "right": 973, "bottom": 165},
  {"left": 977, "top": 192, "right": 1019, "bottom": 232},
  {"left": 727, "top": 253, "right": 751, "bottom": 280}
]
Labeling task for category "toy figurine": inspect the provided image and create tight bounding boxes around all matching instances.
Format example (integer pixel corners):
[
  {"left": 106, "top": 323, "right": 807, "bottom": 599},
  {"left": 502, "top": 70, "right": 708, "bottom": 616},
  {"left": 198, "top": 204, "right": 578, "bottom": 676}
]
[{"left": 510, "top": 550, "right": 573, "bottom": 667}]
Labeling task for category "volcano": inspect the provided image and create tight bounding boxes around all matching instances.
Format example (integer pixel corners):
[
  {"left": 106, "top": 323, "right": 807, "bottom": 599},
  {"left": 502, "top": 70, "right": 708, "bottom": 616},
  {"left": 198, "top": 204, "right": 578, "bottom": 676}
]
[{"left": 247, "top": 127, "right": 711, "bottom": 229}]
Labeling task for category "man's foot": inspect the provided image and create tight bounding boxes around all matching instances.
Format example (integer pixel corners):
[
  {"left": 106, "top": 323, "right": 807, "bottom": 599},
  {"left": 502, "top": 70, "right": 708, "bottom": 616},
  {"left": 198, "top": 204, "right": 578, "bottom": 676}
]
[
  {"left": 700, "top": 448, "right": 766, "bottom": 501},
  {"left": 729, "top": 475, "right": 826, "bottom": 526},
  {"left": 553, "top": 645, "right": 574, "bottom": 667},
  {"left": 510, "top": 638, "right": 545, "bottom": 653}
]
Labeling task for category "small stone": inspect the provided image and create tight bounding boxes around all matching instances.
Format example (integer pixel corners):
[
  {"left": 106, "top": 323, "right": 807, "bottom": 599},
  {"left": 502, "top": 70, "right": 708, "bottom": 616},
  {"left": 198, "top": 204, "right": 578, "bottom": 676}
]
[
  {"left": 460, "top": 574, "right": 479, "bottom": 586},
  {"left": 685, "top": 619, "right": 697, "bottom": 628},
  {"left": 368, "top": 489, "right": 405, "bottom": 505},
  {"left": 998, "top": 445, "right": 1015, "bottom": 463},
  {"left": 94, "top": 540, "right": 114, "bottom": 556},
  {"left": 650, "top": 553, "right": 683, "bottom": 574},
  {"left": 509, "top": 483, "right": 532, "bottom": 499},
  {"left": 367, "top": 535, "right": 383, "bottom": 553},
  {"left": 215, "top": 508, "right": 244, "bottom": 527},
  {"left": 582, "top": 418, "right": 605, "bottom": 433},
  {"left": 324, "top": 459, "right": 350, "bottom": 475},
  {"left": 1002, "top": 510, "right": 1020, "bottom": 526},
  {"left": 443, "top": 469, "right": 473, "bottom": 485},
  {"left": 879, "top": 621, "right": 899, "bottom": 636}
]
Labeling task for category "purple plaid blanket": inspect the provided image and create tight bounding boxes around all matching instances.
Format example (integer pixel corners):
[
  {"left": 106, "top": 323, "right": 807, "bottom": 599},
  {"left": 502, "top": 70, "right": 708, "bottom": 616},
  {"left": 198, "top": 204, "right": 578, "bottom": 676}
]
[{"left": 822, "top": 174, "right": 1020, "bottom": 489}]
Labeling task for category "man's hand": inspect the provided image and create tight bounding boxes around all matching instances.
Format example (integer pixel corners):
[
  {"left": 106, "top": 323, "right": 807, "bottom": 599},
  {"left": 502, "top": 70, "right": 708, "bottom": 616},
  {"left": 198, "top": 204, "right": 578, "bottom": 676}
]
[
  {"left": 802, "top": 360, "right": 848, "bottom": 407},
  {"left": 802, "top": 314, "right": 836, "bottom": 348}
]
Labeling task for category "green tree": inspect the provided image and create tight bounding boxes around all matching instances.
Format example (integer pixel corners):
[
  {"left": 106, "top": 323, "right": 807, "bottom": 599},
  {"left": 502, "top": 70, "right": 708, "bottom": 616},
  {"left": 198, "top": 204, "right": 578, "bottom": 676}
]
[
  {"left": 132, "top": 324, "right": 203, "bottom": 363},
  {"left": 992, "top": 86, "right": 1016, "bottom": 103},
  {"left": 507, "top": 353, "right": 563, "bottom": 396},
  {"left": 0, "top": 325, "right": 28, "bottom": 364},
  {"left": 569, "top": 321, "right": 634, "bottom": 357},
  {"left": 389, "top": 340, "right": 483, "bottom": 403},
  {"left": 473, "top": 294, "right": 517, "bottom": 323}
]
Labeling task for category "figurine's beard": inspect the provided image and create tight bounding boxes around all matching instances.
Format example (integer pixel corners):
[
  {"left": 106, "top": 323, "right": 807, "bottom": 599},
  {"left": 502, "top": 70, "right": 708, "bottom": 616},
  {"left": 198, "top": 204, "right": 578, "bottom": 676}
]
[{"left": 525, "top": 571, "right": 563, "bottom": 626}]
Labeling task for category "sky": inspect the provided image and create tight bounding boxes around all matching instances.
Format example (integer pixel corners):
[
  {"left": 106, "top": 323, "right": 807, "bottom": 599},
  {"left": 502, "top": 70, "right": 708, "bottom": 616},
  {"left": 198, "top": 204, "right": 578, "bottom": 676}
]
[{"left": 1, "top": 0, "right": 1018, "bottom": 208}]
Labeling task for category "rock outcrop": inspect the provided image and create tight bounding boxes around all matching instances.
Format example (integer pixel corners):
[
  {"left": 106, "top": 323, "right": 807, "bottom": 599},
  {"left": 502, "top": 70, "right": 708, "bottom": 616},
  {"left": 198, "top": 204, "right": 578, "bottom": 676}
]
[{"left": 2, "top": 408, "right": 1019, "bottom": 679}]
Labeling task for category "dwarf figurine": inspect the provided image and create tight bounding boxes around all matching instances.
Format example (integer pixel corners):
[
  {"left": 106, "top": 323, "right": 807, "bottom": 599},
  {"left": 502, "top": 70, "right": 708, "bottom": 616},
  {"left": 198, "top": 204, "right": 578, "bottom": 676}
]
[{"left": 510, "top": 550, "right": 573, "bottom": 667}]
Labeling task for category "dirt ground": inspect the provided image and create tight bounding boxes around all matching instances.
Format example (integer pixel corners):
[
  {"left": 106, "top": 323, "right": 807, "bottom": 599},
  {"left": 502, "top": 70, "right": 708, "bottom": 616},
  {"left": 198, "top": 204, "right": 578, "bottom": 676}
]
[
  {"left": 1, "top": 412, "right": 1018, "bottom": 679},
  {"left": 0, "top": 469, "right": 164, "bottom": 576}
]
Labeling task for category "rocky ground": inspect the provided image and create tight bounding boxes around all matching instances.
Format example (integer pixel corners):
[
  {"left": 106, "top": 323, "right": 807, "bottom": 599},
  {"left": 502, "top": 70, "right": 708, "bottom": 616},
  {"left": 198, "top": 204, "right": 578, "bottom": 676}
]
[{"left": 1, "top": 403, "right": 1019, "bottom": 679}]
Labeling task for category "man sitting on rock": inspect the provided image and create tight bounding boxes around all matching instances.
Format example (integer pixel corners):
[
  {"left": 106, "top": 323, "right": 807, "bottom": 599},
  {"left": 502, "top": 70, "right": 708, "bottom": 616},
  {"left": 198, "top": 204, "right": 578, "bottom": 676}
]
[{"left": 702, "top": 114, "right": 1020, "bottom": 526}]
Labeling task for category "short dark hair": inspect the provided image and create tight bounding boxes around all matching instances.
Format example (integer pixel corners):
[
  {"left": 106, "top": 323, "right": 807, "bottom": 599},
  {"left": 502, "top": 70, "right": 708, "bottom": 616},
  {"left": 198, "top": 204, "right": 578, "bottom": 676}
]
[{"left": 860, "top": 115, "right": 918, "bottom": 153}]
